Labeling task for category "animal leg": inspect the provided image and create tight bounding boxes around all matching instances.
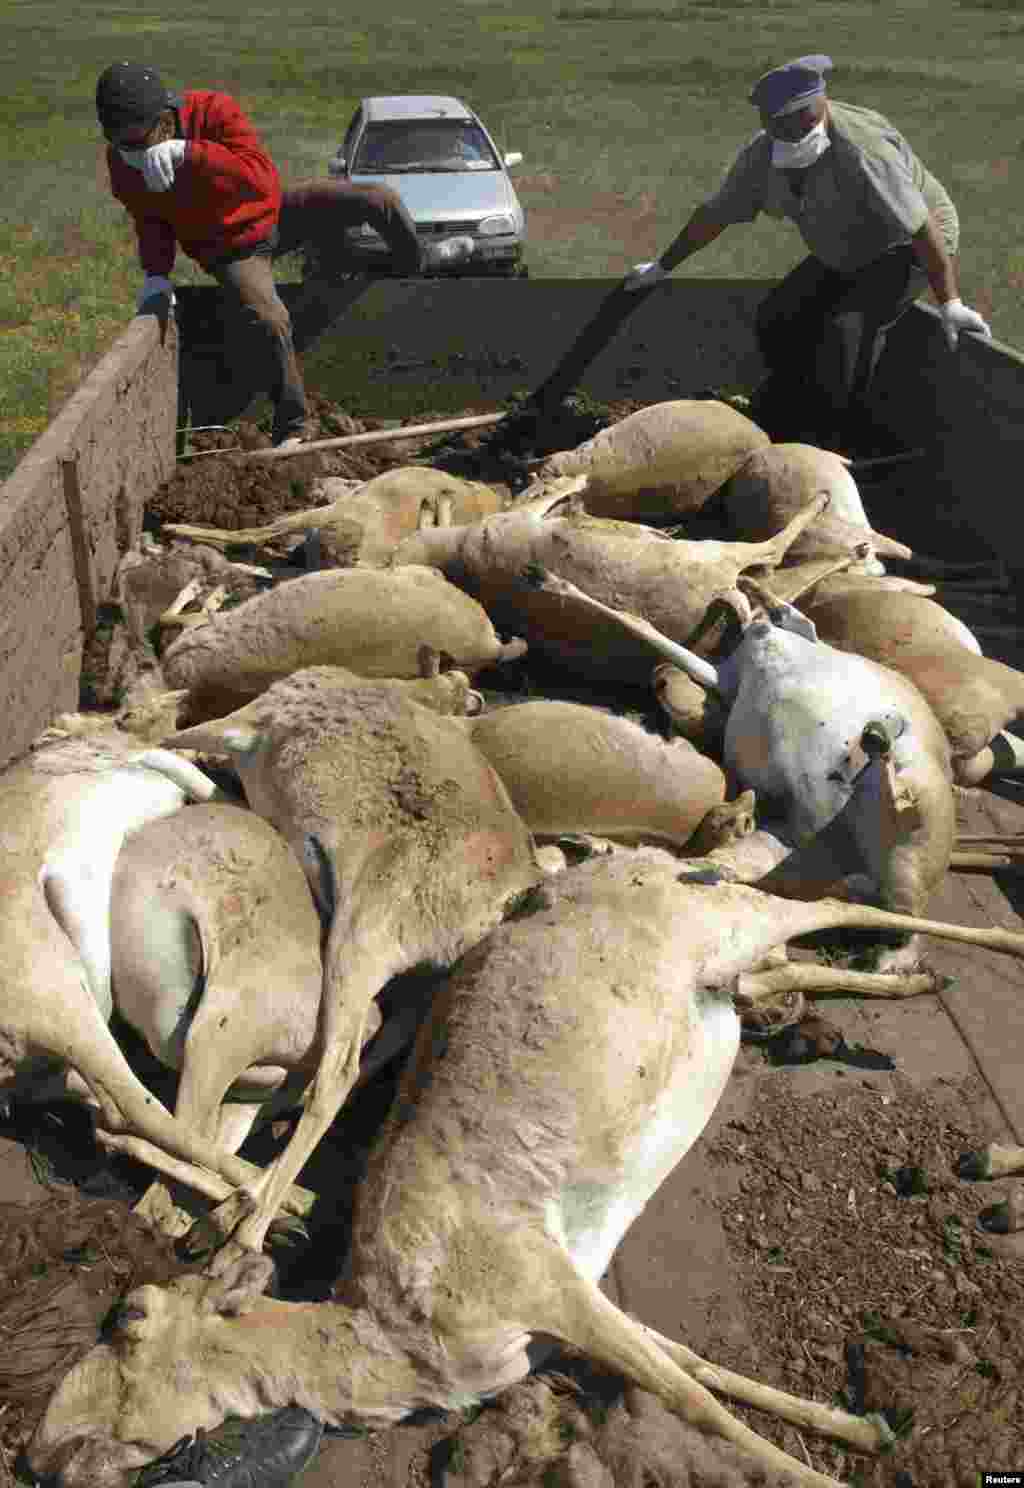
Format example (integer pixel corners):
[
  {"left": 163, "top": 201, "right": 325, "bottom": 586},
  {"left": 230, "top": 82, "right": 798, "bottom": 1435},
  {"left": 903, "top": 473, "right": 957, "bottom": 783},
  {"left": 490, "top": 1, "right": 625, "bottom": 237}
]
[
  {"left": 741, "top": 491, "right": 831, "bottom": 570},
  {"left": 96, "top": 1129, "right": 316, "bottom": 1216},
  {"left": 636, "top": 1321, "right": 893, "bottom": 1453},
  {"left": 736, "top": 960, "right": 944, "bottom": 1031},
  {"left": 203, "top": 936, "right": 390, "bottom": 1262},
  {"left": 547, "top": 1275, "right": 844, "bottom": 1486},
  {"left": 523, "top": 568, "right": 721, "bottom": 689},
  {"left": 957, "top": 1141, "right": 1024, "bottom": 1181},
  {"left": 134, "top": 1102, "right": 265, "bottom": 1239}
]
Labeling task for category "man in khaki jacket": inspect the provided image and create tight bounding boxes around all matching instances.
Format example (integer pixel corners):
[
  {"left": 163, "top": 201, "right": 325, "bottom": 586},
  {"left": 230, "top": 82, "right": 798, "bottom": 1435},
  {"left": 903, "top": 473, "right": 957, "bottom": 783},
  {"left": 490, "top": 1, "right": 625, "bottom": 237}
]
[{"left": 625, "top": 56, "right": 991, "bottom": 443}]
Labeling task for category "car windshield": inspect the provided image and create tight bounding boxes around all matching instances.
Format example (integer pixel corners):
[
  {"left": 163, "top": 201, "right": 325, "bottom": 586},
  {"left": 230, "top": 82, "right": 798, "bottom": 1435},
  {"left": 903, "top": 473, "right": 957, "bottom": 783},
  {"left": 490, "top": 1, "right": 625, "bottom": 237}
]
[{"left": 353, "top": 120, "right": 499, "bottom": 173}]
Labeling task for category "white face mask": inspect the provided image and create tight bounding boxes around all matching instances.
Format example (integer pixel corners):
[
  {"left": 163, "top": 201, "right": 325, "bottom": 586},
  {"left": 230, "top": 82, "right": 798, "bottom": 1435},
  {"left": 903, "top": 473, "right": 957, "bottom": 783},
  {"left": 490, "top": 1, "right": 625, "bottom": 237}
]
[
  {"left": 770, "top": 119, "right": 831, "bottom": 170},
  {"left": 118, "top": 146, "right": 149, "bottom": 169}
]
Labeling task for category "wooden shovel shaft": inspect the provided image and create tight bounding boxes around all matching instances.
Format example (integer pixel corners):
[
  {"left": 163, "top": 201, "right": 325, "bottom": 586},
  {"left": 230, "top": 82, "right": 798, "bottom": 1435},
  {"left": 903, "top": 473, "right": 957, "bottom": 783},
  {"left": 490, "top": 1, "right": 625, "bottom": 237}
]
[
  {"left": 951, "top": 851, "right": 1024, "bottom": 873},
  {"left": 527, "top": 281, "right": 662, "bottom": 411},
  {"left": 179, "top": 412, "right": 508, "bottom": 462}
]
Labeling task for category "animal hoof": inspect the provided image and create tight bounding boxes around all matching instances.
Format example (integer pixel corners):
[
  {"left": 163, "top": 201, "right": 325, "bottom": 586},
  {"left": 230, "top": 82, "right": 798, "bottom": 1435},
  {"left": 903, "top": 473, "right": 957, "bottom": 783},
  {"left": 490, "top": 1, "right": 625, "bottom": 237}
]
[
  {"left": 738, "top": 987, "right": 806, "bottom": 1038},
  {"left": 956, "top": 1149, "right": 991, "bottom": 1181},
  {"left": 267, "top": 1212, "right": 311, "bottom": 1251},
  {"left": 181, "top": 1189, "right": 258, "bottom": 1263},
  {"left": 977, "top": 1184, "right": 1024, "bottom": 1235},
  {"left": 861, "top": 720, "right": 895, "bottom": 757}
]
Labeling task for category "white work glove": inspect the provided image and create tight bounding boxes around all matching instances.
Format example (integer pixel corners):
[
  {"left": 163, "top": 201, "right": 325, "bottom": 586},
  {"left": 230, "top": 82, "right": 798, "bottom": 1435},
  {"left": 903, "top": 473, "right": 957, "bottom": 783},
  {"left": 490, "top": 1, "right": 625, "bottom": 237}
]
[
  {"left": 137, "top": 274, "right": 176, "bottom": 311},
  {"left": 622, "top": 260, "right": 667, "bottom": 292},
  {"left": 939, "top": 297, "right": 991, "bottom": 350},
  {"left": 141, "top": 138, "right": 186, "bottom": 191}
]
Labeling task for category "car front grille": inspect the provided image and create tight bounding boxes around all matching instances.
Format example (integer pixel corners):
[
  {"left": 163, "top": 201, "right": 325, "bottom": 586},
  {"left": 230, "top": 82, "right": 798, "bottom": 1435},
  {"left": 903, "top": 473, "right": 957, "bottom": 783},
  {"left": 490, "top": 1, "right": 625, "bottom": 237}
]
[{"left": 417, "top": 220, "right": 479, "bottom": 238}]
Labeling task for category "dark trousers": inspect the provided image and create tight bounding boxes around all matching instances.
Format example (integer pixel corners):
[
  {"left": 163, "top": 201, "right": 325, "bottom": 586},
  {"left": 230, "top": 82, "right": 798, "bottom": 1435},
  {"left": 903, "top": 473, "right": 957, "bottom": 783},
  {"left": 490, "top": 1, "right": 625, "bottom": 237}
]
[
  {"left": 207, "top": 249, "right": 308, "bottom": 442},
  {"left": 750, "top": 246, "right": 928, "bottom": 443},
  {"left": 274, "top": 178, "right": 424, "bottom": 276},
  {"left": 206, "top": 181, "right": 423, "bottom": 442}
]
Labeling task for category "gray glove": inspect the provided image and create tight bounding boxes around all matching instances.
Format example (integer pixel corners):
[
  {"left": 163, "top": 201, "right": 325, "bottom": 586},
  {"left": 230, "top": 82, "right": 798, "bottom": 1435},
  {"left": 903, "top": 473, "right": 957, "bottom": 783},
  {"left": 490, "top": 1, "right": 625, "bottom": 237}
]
[{"left": 138, "top": 274, "right": 176, "bottom": 311}]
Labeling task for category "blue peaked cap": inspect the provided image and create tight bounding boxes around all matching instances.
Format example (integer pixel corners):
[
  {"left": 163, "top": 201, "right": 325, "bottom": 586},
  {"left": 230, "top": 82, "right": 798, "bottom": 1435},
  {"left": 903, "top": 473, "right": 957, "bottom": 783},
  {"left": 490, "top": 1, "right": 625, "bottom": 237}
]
[{"left": 749, "top": 55, "right": 833, "bottom": 117}]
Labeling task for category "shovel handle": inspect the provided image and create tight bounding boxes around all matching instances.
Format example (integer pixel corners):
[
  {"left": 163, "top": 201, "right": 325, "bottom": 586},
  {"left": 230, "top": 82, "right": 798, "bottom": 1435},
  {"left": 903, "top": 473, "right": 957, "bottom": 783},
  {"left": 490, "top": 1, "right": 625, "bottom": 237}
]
[{"left": 527, "top": 281, "right": 661, "bottom": 412}]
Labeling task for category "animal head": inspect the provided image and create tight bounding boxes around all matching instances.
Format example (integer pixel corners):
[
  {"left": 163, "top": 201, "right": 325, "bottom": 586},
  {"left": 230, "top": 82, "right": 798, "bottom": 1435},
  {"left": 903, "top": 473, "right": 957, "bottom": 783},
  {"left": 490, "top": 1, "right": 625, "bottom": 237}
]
[
  {"left": 30, "top": 1256, "right": 428, "bottom": 1488},
  {"left": 29, "top": 1265, "right": 277, "bottom": 1488}
]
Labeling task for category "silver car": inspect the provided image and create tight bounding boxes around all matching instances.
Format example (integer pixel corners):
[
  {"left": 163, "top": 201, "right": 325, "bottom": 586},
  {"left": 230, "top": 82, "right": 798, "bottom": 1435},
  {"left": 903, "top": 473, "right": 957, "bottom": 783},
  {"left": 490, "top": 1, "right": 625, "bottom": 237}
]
[{"left": 329, "top": 95, "right": 527, "bottom": 276}]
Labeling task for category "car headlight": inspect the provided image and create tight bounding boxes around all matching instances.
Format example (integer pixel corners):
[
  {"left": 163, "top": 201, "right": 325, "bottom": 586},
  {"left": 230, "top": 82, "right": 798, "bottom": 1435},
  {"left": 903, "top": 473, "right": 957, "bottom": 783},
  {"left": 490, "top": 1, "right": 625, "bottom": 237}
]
[{"left": 478, "top": 214, "right": 516, "bottom": 237}]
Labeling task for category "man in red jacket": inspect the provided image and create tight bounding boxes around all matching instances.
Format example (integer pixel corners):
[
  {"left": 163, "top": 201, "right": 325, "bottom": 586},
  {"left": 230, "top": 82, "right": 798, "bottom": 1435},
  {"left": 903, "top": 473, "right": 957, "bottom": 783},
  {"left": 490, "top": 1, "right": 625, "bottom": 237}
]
[{"left": 96, "top": 62, "right": 427, "bottom": 447}]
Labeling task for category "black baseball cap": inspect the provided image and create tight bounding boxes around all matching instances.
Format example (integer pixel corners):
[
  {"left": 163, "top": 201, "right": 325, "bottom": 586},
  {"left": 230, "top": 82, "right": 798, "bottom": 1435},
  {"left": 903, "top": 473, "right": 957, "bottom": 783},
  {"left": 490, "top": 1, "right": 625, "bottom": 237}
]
[{"left": 96, "top": 62, "right": 174, "bottom": 135}]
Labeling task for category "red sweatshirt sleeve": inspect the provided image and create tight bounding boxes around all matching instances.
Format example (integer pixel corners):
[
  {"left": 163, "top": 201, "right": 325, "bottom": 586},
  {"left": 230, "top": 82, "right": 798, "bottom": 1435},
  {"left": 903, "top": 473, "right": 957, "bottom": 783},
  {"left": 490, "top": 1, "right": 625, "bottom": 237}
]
[
  {"left": 184, "top": 94, "right": 281, "bottom": 205},
  {"left": 107, "top": 151, "right": 178, "bottom": 275},
  {"left": 134, "top": 213, "right": 178, "bottom": 277}
]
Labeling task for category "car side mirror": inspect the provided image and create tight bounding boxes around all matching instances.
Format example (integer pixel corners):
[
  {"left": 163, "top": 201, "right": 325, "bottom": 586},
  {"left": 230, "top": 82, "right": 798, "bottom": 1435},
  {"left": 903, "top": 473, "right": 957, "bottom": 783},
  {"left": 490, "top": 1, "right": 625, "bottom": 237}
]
[
  {"left": 329, "top": 154, "right": 347, "bottom": 176},
  {"left": 503, "top": 151, "right": 523, "bottom": 168}
]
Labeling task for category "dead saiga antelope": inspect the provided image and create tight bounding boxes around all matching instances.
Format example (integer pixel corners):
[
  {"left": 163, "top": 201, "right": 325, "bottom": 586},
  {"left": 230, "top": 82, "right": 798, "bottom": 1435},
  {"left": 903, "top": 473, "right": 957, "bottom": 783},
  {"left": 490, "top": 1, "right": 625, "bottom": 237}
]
[
  {"left": 0, "top": 718, "right": 358, "bottom": 1219},
  {"left": 0, "top": 717, "right": 224, "bottom": 1133},
  {"left": 103, "top": 661, "right": 490, "bottom": 1239},
  {"left": 528, "top": 566, "right": 954, "bottom": 934},
  {"left": 148, "top": 663, "right": 540, "bottom": 1261},
  {"left": 30, "top": 849, "right": 1024, "bottom": 1488},
  {"left": 393, "top": 478, "right": 834, "bottom": 683}
]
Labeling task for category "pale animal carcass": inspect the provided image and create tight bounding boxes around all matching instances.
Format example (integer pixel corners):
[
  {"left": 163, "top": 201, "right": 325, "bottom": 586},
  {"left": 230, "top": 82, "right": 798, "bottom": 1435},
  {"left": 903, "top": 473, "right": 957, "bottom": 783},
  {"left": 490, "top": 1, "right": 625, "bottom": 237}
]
[
  {"left": 536, "top": 399, "right": 770, "bottom": 523},
  {"left": 721, "top": 443, "right": 912, "bottom": 575},
  {"left": 160, "top": 565, "right": 526, "bottom": 720},
  {"left": 394, "top": 479, "right": 829, "bottom": 684},
  {"left": 797, "top": 581, "right": 1024, "bottom": 784},
  {"left": 464, "top": 699, "right": 737, "bottom": 848},
  {"left": 153, "top": 664, "right": 541, "bottom": 1257},
  {"left": 164, "top": 466, "right": 504, "bottom": 568},
  {"left": 524, "top": 569, "right": 954, "bottom": 923},
  {"left": 0, "top": 720, "right": 269, "bottom": 1184},
  {"left": 31, "top": 848, "right": 1024, "bottom": 1488},
  {"left": 109, "top": 800, "right": 326, "bottom": 1237}
]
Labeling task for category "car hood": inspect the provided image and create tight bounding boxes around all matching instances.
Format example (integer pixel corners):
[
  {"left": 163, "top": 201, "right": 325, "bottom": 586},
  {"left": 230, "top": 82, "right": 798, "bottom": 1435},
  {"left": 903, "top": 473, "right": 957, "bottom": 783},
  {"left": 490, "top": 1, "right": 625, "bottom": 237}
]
[{"left": 349, "top": 170, "right": 518, "bottom": 221}]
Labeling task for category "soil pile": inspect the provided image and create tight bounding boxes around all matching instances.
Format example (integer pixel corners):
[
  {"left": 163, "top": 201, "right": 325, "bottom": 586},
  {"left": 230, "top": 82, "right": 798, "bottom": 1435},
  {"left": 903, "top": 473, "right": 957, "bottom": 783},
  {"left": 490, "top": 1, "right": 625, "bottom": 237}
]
[
  {"left": 703, "top": 1067, "right": 1024, "bottom": 1484},
  {"left": 151, "top": 392, "right": 649, "bottom": 532}
]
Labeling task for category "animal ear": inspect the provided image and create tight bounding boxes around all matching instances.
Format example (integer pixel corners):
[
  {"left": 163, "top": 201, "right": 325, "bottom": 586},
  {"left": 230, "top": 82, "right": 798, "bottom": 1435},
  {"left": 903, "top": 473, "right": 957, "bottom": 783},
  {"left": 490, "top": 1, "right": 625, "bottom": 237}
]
[
  {"left": 164, "top": 721, "right": 263, "bottom": 756},
  {"left": 201, "top": 1253, "right": 277, "bottom": 1316}
]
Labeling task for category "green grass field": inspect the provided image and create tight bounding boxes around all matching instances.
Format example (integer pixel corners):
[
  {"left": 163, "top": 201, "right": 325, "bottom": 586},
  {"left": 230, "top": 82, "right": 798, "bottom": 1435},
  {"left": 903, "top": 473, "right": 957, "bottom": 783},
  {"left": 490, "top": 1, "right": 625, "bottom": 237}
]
[{"left": 1, "top": 0, "right": 1021, "bottom": 478}]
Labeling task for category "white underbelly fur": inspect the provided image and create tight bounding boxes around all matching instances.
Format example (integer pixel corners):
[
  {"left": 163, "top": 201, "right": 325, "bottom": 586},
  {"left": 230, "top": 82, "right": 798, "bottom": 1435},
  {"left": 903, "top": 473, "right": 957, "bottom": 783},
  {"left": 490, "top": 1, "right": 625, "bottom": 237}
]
[{"left": 548, "top": 995, "right": 740, "bottom": 1285}]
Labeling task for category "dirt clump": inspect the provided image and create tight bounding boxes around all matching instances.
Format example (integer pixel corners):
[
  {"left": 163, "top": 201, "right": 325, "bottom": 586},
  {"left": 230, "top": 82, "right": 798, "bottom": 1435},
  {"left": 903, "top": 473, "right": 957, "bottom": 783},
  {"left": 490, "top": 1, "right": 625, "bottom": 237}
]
[{"left": 151, "top": 392, "right": 652, "bottom": 534}]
